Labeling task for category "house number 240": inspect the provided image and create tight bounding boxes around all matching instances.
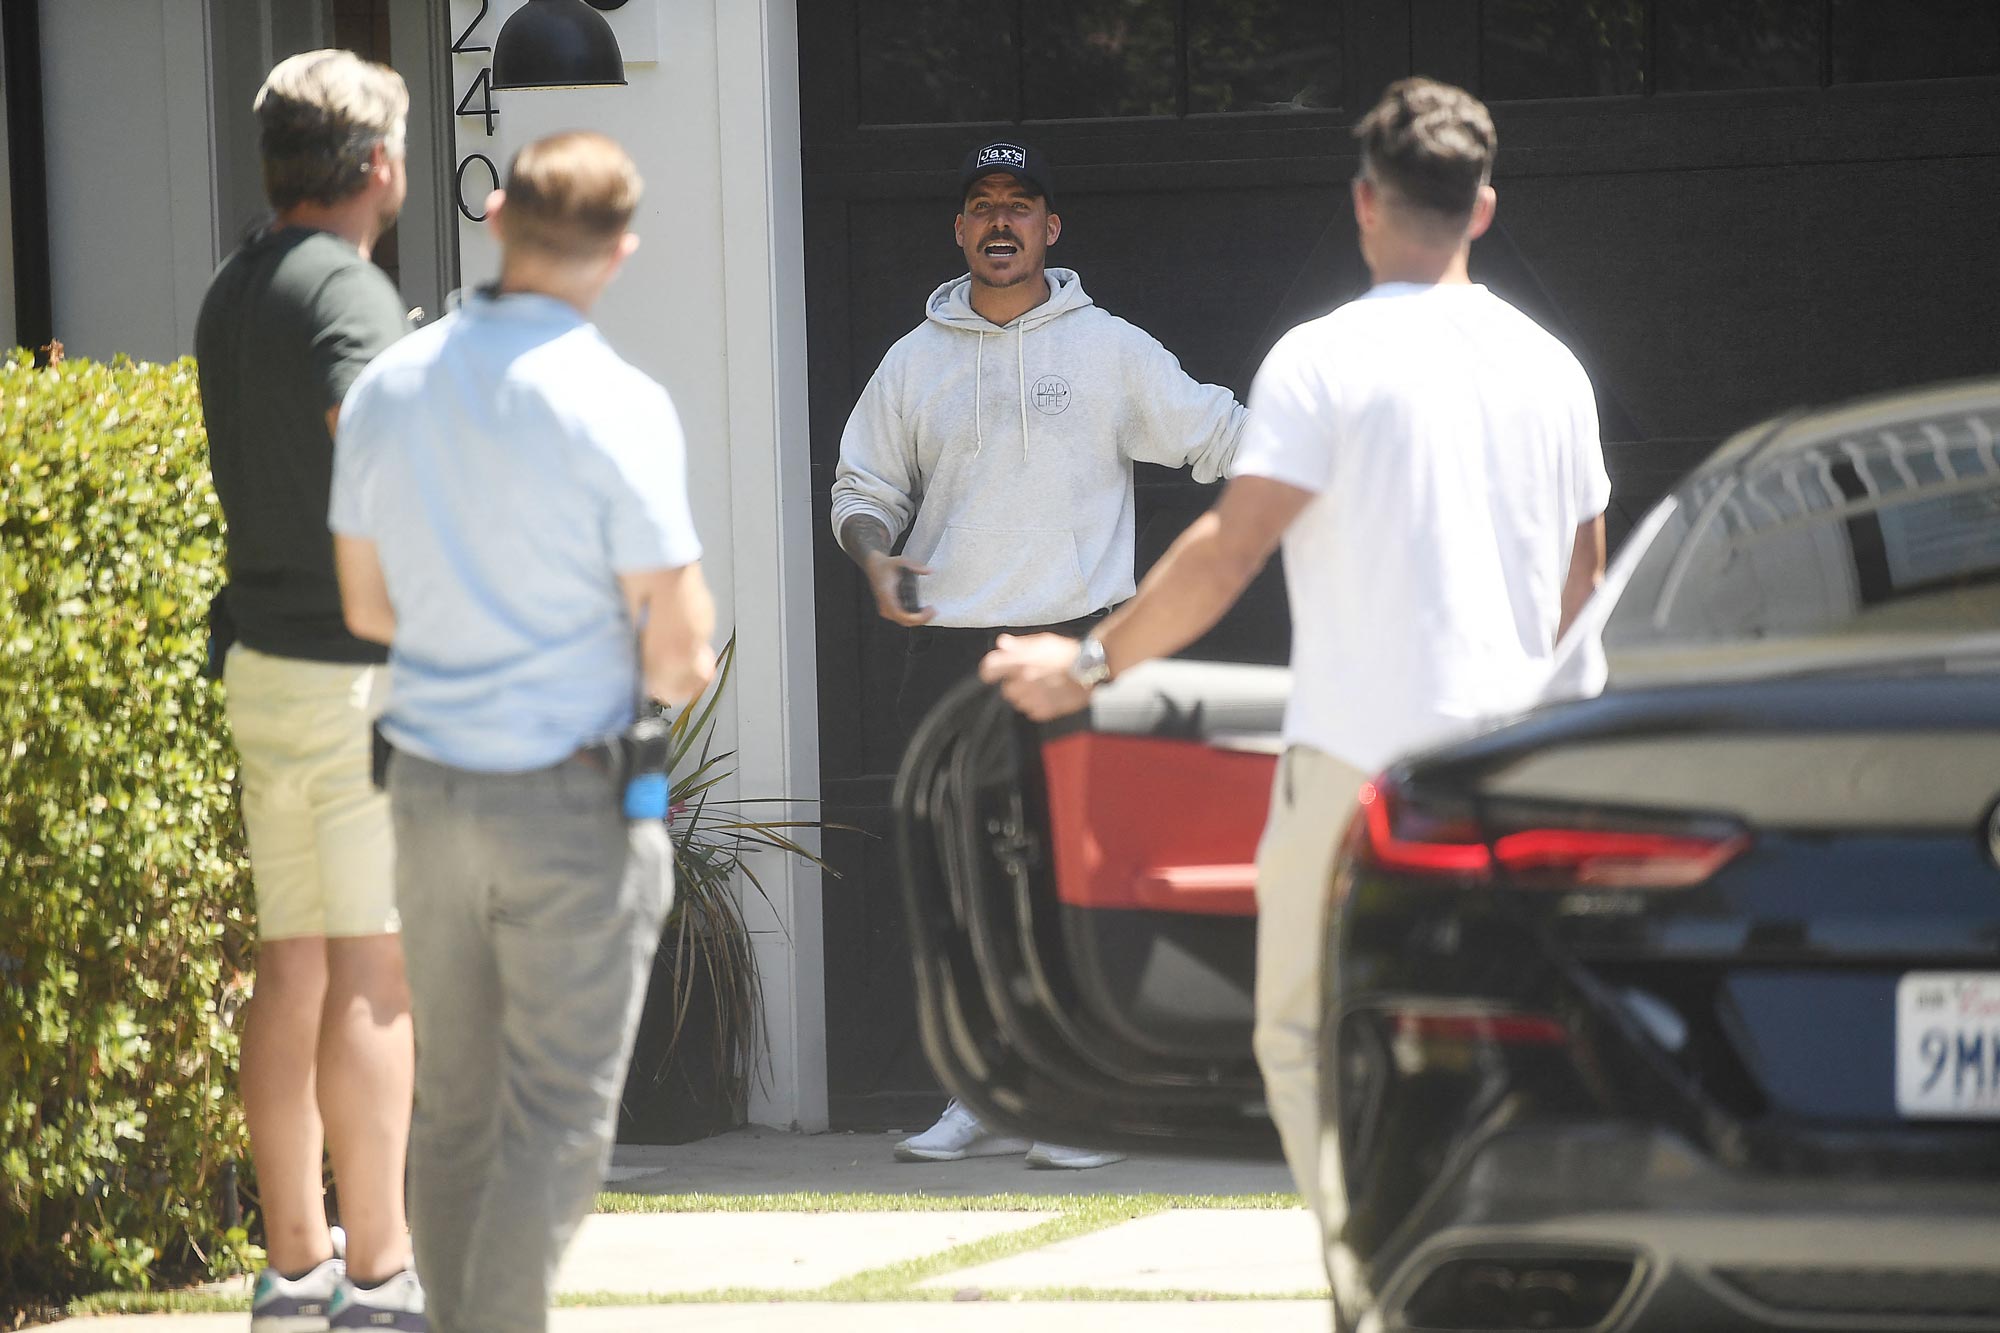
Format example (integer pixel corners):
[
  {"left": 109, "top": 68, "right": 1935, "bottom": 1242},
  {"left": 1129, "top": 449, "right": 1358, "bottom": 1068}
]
[{"left": 451, "top": 0, "right": 500, "bottom": 222}]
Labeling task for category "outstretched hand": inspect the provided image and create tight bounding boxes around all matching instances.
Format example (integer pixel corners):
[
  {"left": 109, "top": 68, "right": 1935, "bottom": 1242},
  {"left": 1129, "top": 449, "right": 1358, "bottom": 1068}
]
[
  {"left": 865, "top": 553, "right": 936, "bottom": 627},
  {"left": 980, "top": 633, "right": 1092, "bottom": 722}
]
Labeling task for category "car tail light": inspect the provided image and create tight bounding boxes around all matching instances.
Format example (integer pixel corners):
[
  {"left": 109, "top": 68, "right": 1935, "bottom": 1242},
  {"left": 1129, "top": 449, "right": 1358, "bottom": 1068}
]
[
  {"left": 1385, "top": 1005, "right": 1572, "bottom": 1074},
  {"left": 1491, "top": 826, "right": 1749, "bottom": 889},
  {"left": 1353, "top": 779, "right": 1490, "bottom": 876},
  {"left": 1391, "top": 1009, "right": 1570, "bottom": 1047},
  {"left": 1350, "top": 778, "right": 1749, "bottom": 890}
]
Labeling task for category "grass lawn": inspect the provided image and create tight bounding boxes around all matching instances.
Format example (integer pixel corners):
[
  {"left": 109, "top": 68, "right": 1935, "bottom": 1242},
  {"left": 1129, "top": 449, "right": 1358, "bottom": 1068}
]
[{"left": 66, "top": 1191, "right": 1320, "bottom": 1318}]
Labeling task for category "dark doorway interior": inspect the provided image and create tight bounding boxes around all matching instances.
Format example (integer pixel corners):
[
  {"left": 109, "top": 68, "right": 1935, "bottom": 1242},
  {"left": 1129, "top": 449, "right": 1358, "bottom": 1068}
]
[{"left": 800, "top": 0, "right": 2000, "bottom": 1129}]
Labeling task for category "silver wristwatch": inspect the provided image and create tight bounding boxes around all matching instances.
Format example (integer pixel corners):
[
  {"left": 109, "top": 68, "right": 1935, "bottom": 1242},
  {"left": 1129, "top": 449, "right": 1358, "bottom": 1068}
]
[{"left": 1067, "top": 634, "right": 1112, "bottom": 689}]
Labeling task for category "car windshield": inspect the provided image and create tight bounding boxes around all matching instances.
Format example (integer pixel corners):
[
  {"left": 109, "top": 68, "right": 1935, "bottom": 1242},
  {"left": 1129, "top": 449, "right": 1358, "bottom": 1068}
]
[{"left": 1603, "top": 402, "right": 2000, "bottom": 672}]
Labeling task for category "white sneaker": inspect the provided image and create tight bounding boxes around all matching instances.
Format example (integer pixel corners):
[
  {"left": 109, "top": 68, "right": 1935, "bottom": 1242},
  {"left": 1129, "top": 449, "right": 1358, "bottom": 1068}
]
[
  {"left": 1025, "top": 1141, "right": 1126, "bottom": 1170},
  {"left": 329, "top": 1266, "right": 427, "bottom": 1330},
  {"left": 250, "top": 1255, "right": 344, "bottom": 1332},
  {"left": 893, "top": 1100, "right": 1031, "bottom": 1162}
]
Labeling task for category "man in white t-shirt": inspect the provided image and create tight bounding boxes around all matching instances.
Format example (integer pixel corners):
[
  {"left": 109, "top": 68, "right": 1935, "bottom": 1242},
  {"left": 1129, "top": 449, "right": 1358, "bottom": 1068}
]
[{"left": 980, "top": 77, "right": 1609, "bottom": 1274}]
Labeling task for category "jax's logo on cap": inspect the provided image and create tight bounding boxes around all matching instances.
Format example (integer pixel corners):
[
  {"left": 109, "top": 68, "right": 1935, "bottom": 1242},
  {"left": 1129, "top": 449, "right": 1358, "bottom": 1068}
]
[
  {"left": 959, "top": 140, "right": 1054, "bottom": 206},
  {"left": 977, "top": 144, "right": 1028, "bottom": 171}
]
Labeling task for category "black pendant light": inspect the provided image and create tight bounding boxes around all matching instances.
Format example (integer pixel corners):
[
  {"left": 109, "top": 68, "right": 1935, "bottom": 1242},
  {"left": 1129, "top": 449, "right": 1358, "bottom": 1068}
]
[{"left": 491, "top": 0, "right": 628, "bottom": 91}]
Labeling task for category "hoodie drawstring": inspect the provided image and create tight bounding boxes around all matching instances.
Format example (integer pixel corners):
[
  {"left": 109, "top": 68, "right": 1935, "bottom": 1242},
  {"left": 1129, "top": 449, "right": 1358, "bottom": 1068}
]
[
  {"left": 971, "top": 320, "right": 1031, "bottom": 461},
  {"left": 973, "top": 331, "right": 986, "bottom": 457},
  {"left": 1017, "top": 322, "right": 1029, "bottom": 461}
]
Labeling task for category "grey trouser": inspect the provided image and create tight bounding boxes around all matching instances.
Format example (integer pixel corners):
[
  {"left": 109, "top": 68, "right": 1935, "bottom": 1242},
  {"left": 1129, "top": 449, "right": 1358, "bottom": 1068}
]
[{"left": 389, "top": 750, "right": 672, "bottom": 1333}]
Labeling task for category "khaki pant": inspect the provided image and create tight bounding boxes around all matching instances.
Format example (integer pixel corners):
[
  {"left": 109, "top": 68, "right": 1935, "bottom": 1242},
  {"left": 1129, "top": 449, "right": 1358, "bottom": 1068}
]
[{"left": 1254, "top": 744, "right": 1367, "bottom": 1271}]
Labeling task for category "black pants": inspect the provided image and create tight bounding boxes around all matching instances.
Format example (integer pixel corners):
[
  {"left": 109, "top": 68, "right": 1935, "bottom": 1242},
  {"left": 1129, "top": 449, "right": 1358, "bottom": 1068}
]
[{"left": 892, "top": 611, "right": 1108, "bottom": 744}]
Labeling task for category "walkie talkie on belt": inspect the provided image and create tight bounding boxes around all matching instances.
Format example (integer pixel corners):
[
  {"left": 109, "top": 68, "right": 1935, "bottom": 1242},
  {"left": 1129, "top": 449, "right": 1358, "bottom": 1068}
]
[{"left": 616, "top": 715, "right": 674, "bottom": 820}]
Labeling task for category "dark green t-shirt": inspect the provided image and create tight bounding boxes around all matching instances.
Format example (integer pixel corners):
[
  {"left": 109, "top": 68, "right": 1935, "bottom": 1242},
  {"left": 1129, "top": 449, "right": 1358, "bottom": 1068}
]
[{"left": 195, "top": 227, "right": 410, "bottom": 663}]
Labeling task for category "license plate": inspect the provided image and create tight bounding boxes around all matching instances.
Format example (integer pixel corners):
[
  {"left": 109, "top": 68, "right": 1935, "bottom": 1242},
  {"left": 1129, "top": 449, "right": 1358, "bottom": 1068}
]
[{"left": 1896, "top": 972, "right": 2000, "bottom": 1118}]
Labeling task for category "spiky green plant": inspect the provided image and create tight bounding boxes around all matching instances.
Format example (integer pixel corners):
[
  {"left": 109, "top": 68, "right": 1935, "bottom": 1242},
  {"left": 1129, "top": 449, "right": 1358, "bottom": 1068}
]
[{"left": 629, "top": 636, "right": 847, "bottom": 1131}]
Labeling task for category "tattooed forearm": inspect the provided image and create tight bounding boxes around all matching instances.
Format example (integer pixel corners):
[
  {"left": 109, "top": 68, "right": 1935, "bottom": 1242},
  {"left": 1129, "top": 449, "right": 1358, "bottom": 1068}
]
[{"left": 838, "top": 515, "right": 895, "bottom": 569}]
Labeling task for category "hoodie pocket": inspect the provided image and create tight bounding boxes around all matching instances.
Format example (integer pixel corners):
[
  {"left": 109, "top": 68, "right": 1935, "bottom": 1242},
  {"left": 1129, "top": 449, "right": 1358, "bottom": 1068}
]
[{"left": 923, "top": 524, "right": 1092, "bottom": 627}]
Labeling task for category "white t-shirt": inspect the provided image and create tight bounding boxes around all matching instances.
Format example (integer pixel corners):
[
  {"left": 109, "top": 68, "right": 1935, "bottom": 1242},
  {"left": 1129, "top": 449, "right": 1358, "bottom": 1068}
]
[{"left": 1235, "top": 282, "right": 1611, "bottom": 772}]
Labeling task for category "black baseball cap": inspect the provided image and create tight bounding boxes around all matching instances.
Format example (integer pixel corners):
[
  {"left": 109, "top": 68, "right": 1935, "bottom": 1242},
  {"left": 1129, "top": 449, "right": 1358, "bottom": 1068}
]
[{"left": 959, "top": 141, "right": 1055, "bottom": 208}]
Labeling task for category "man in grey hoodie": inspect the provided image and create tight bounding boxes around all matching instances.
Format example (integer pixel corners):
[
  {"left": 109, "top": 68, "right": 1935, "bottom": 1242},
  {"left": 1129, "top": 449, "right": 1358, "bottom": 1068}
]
[
  {"left": 831, "top": 140, "right": 1247, "bottom": 1167},
  {"left": 833, "top": 141, "right": 1247, "bottom": 730}
]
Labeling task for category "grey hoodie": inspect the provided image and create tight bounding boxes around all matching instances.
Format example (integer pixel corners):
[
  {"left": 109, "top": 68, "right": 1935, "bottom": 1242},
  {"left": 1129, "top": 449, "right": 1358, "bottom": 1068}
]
[{"left": 831, "top": 268, "right": 1246, "bottom": 628}]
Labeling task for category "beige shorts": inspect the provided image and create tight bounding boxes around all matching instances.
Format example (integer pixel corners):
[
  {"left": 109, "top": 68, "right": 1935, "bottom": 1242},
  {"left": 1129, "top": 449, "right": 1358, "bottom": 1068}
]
[{"left": 224, "top": 644, "right": 397, "bottom": 940}]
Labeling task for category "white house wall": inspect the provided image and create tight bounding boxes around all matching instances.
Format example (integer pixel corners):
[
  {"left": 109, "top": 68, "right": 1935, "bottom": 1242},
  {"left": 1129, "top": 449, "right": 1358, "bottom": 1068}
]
[
  {"left": 713, "top": 0, "right": 825, "bottom": 1137},
  {"left": 41, "top": 0, "right": 217, "bottom": 363},
  {"left": 448, "top": 0, "right": 824, "bottom": 1130}
]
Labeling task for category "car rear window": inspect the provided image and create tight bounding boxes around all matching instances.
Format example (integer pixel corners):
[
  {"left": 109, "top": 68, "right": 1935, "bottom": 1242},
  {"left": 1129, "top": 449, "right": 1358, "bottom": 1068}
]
[{"left": 1606, "top": 403, "right": 2000, "bottom": 649}]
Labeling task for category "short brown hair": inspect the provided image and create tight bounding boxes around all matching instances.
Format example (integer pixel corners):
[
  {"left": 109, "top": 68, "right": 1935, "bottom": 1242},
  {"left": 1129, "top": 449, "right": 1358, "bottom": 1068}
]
[
  {"left": 1354, "top": 78, "right": 1496, "bottom": 219},
  {"left": 255, "top": 50, "right": 408, "bottom": 210},
  {"left": 498, "top": 132, "right": 643, "bottom": 261}
]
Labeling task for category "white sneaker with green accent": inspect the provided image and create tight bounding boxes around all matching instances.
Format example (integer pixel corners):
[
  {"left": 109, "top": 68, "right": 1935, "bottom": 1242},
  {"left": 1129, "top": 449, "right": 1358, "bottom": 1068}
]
[
  {"left": 328, "top": 1266, "right": 427, "bottom": 1330},
  {"left": 249, "top": 1255, "right": 343, "bottom": 1332},
  {"left": 893, "top": 1099, "right": 1031, "bottom": 1162}
]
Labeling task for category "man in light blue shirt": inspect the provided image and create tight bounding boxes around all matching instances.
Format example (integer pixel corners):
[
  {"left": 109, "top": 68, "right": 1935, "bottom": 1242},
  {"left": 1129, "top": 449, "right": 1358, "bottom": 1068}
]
[
  {"left": 328, "top": 233, "right": 703, "bottom": 773},
  {"left": 330, "top": 131, "right": 714, "bottom": 1333}
]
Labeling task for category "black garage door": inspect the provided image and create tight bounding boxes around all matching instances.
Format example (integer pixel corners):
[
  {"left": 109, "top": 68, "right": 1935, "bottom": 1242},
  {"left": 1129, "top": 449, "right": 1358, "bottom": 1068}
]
[{"left": 799, "top": 0, "right": 2000, "bottom": 1128}]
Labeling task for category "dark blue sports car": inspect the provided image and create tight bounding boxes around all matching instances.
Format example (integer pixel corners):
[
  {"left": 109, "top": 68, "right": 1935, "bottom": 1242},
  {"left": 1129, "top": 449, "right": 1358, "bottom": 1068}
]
[{"left": 896, "top": 376, "right": 2000, "bottom": 1332}]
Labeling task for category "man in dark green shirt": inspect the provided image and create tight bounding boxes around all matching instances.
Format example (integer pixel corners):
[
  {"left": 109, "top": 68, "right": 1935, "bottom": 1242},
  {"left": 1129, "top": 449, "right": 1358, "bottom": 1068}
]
[
  {"left": 193, "top": 49, "right": 426, "bottom": 1332},
  {"left": 199, "top": 228, "right": 410, "bottom": 661}
]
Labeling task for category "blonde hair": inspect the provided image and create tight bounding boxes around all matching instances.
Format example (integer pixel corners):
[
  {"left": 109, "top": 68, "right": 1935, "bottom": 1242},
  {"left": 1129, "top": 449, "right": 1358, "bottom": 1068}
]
[
  {"left": 499, "top": 132, "right": 643, "bottom": 261},
  {"left": 254, "top": 50, "right": 409, "bottom": 210}
]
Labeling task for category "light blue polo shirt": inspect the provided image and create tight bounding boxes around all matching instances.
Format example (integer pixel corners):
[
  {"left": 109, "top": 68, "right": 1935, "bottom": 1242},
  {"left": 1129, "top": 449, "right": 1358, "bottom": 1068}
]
[{"left": 329, "top": 290, "right": 702, "bottom": 772}]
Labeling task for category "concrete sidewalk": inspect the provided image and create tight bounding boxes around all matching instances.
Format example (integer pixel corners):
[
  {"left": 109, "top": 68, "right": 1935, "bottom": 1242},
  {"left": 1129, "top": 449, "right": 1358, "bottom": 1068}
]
[
  {"left": 603, "top": 1125, "right": 1298, "bottom": 1197},
  {"left": 45, "top": 1129, "right": 1328, "bottom": 1330}
]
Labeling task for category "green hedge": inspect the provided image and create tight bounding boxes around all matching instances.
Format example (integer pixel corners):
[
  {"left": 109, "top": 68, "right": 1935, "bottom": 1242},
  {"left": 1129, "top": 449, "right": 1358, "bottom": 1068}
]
[{"left": 0, "top": 350, "right": 258, "bottom": 1308}]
